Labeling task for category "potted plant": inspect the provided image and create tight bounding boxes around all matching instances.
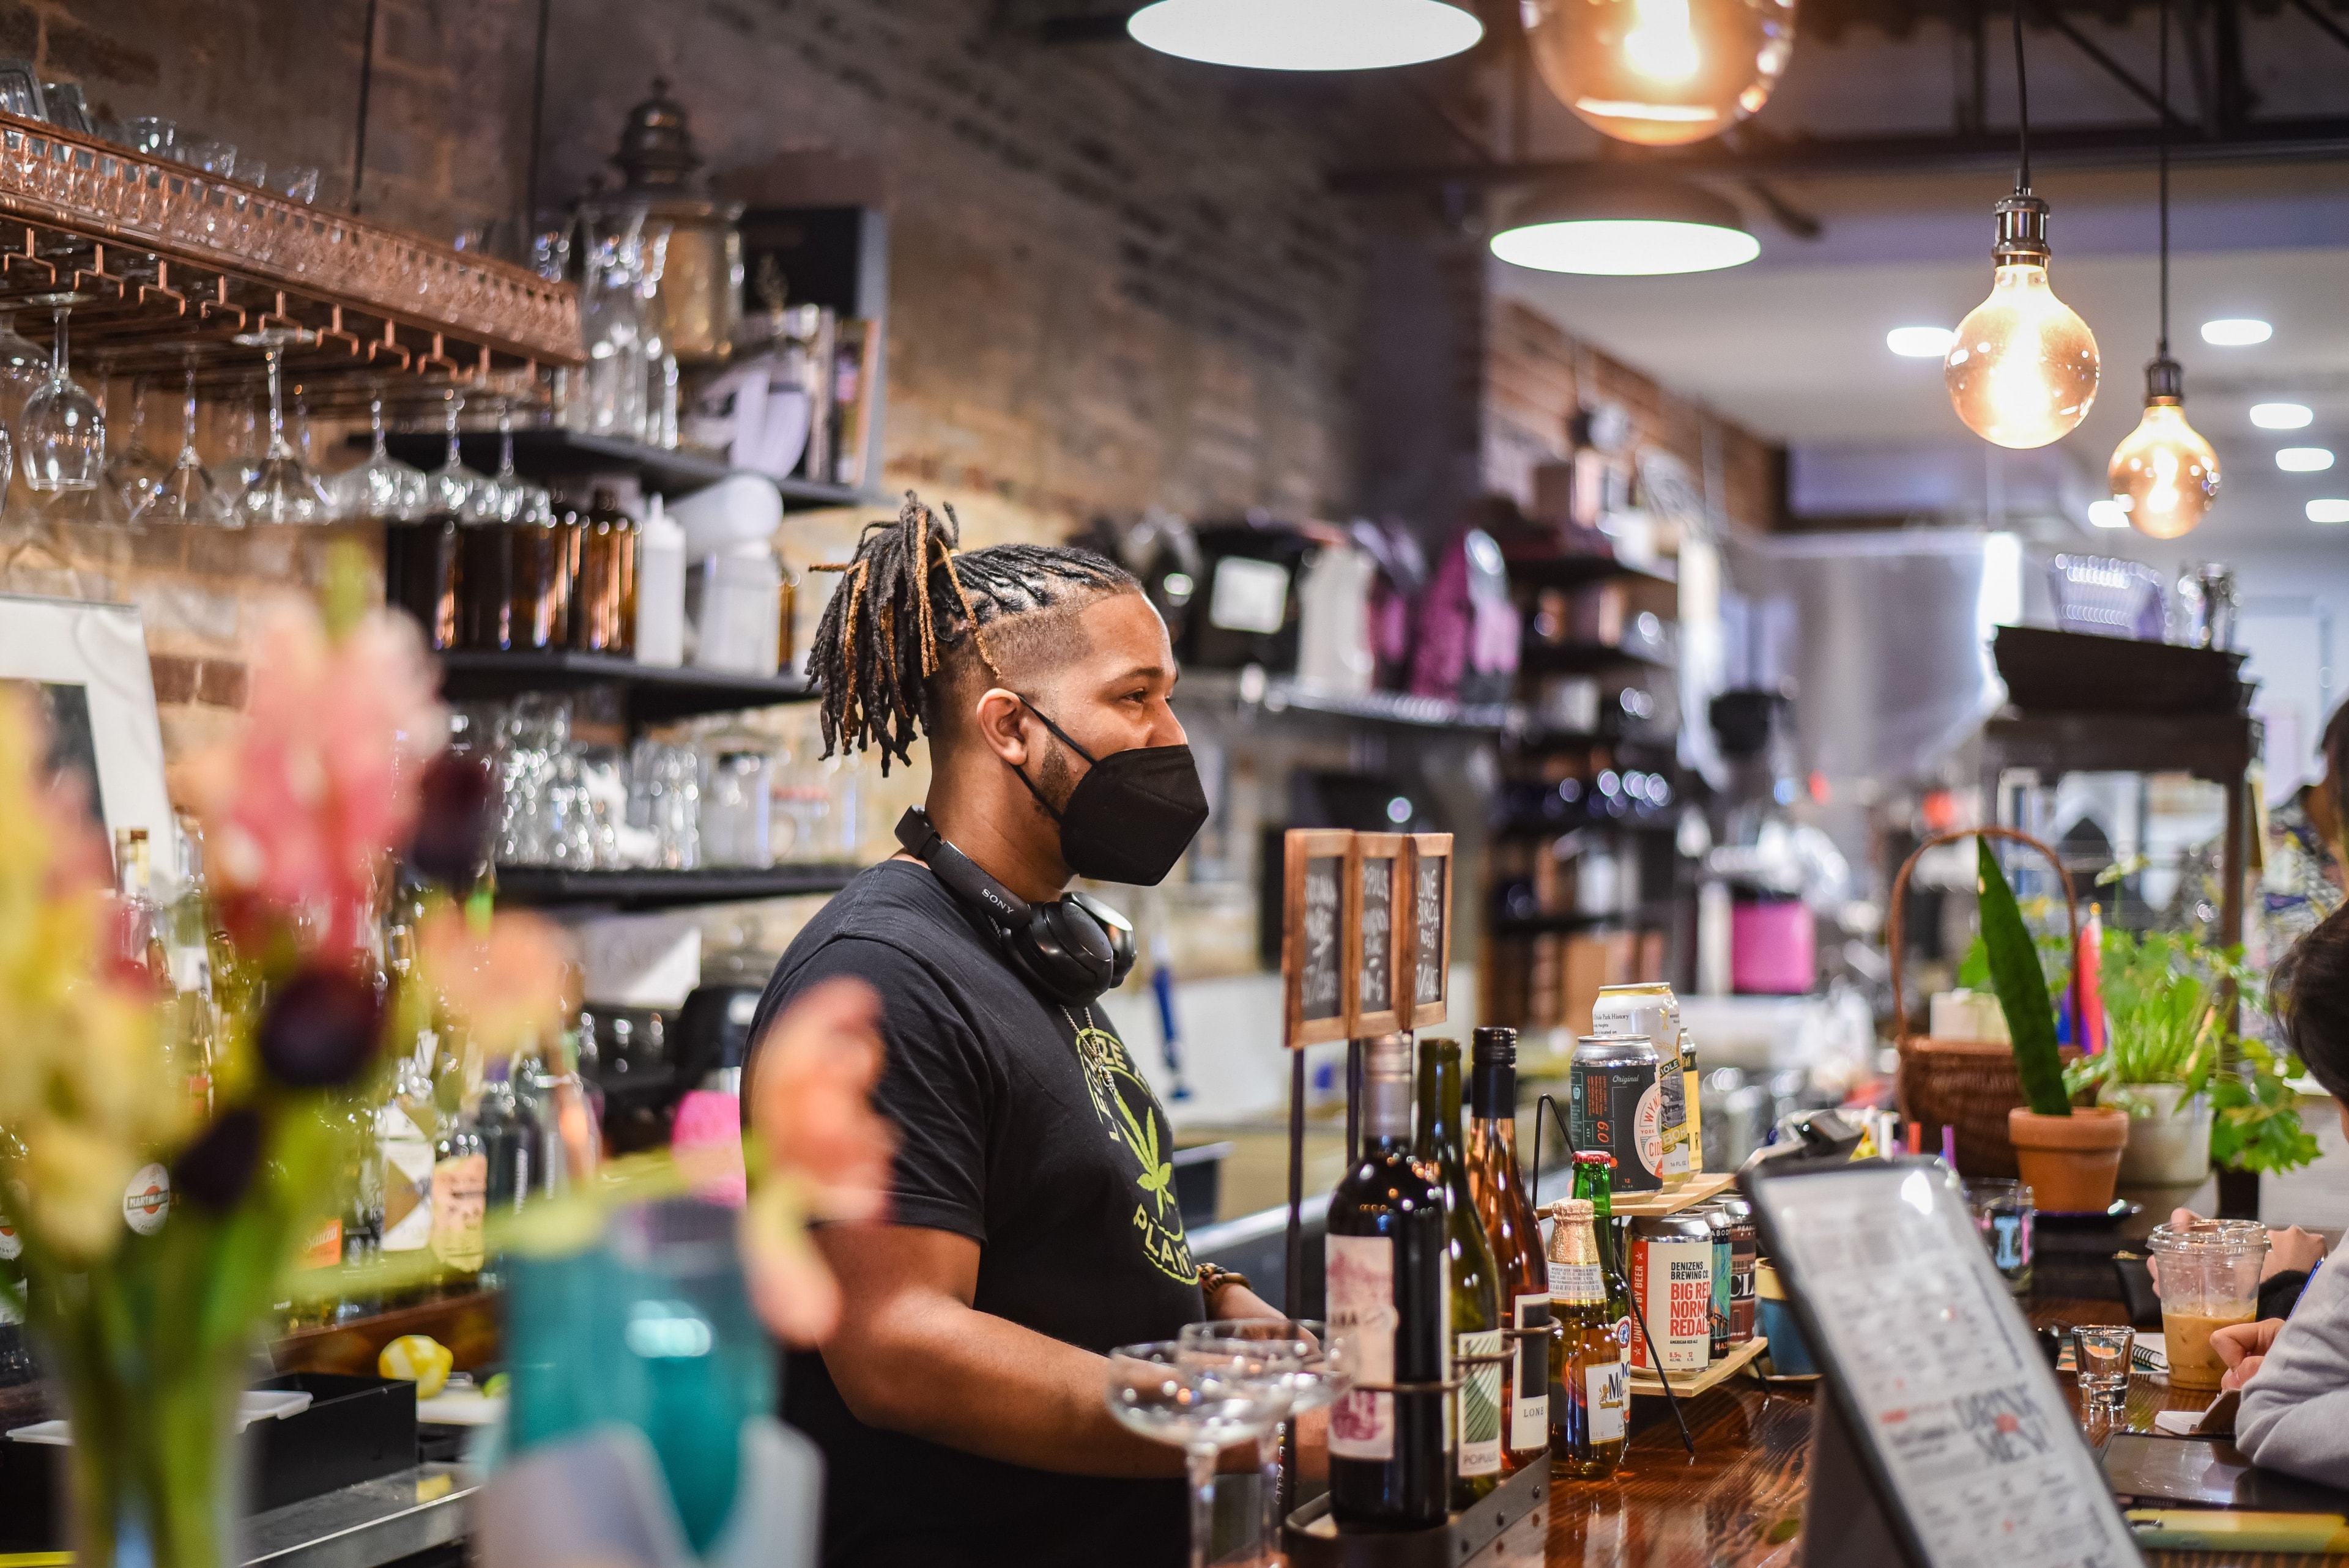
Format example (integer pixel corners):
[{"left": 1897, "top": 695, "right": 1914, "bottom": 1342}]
[
  {"left": 1978, "top": 840, "right": 2129, "bottom": 1211},
  {"left": 2063, "top": 926, "right": 2236, "bottom": 1185}
]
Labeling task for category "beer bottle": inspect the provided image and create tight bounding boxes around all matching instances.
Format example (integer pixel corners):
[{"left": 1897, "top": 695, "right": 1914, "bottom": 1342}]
[
  {"left": 1571, "top": 1150, "right": 1636, "bottom": 1345},
  {"left": 1546, "top": 1197, "right": 1628, "bottom": 1478}
]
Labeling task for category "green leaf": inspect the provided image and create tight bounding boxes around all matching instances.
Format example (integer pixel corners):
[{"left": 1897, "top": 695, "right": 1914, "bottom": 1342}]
[{"left": 1978, "top": 837, "right": 2071, "bottom": 1117}]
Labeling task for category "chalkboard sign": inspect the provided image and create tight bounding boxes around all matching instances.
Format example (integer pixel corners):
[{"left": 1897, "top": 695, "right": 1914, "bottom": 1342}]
[
  {"left": 1406, "top": 834, "right": 1452, "bottom": 1027},
  {"left": 1346, "top": 834, "right": 1408, "bottom": 1038},
  {"left": 1282, "top": 829, "right": 1354, "bottom": 1048},
  {"left": 1746, "top": 1159, "right": 2143, "bottom": 1568}
]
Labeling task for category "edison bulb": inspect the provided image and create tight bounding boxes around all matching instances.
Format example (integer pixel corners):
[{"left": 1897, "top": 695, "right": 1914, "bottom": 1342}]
[
  {"left": 1523, "top": 0, "right": 1797, "bottom": 147},
  {"left": 1944, "top": 196, "right": 2099, "bottom": 449},
  {"left": 2109, "top": 361, "right": 2219, "bottom": 539}
]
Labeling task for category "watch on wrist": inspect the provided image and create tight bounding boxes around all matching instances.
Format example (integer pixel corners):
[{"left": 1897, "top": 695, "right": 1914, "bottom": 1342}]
[{"left": 1196, "top": 1263, "right": 1252, "bottom": 1303}]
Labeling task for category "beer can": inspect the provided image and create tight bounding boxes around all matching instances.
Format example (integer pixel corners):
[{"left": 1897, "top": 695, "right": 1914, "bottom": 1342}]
[
  {"left": 1627, "top": 1213, "right": 1712, "bottom": 1372},
  {"left": 1715, "top": 1195, "right": 1758, "bottom": 1344},
  {"left": 1594, "top": 983, "right": 1688, "bottom": 1185},
  {"left": 1692, "top": 1204, "right": 1734, "bottom": 1361},
  {"left": 1568, "top": 1035, "right": 1664, "bottom": 1193}
]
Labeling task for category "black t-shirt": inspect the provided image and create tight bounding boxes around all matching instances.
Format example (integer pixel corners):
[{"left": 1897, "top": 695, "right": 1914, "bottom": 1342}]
[{"left": 748, "top": 860, "right": 1203, "bottom": 1568}]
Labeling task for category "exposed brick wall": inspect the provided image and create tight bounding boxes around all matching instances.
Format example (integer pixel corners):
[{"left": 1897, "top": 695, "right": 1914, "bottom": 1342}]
[{"left": 1485, "top": 297, "right": 1786, "bottom": 533}]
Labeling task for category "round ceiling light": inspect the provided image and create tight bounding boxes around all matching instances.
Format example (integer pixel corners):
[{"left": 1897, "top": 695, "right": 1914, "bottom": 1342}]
[
  {"left": 2087, "top": 499, "right": 2130, "bottom": 528},
  {"left": 1490, "top": 180, "right": 1759, "bottom": 276},
  {"left": 1126, "top": 0, "right": 1482, "bottom": 70},
  {"left": 2309, "top": 499, "right": 2349, "bottom": 523},
  {"left": 2200, "top": 317, "right": 2273, "bottom": 346},
  {"left": 2279, "top": 447, "right": 2337, "bottom": 472},
  {"left": 1887, "top": 326, "right": 1956, "bottom": 359},
  {"left": 2251, "top": 402, "right": 2314, "bottom": 429}
]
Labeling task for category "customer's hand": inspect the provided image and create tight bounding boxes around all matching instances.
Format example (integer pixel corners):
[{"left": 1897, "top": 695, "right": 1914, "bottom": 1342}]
[
  {"left": 2214, "top": 1318, "right": 2284, "bottom": 1391},
  {"left": 2150, "top": 1209, "right": 2330, "bottom": 1290}
]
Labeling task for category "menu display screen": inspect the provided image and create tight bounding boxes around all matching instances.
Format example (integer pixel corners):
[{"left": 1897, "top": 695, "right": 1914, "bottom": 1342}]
[{"left": 1750, "top": 1163, "right": 2143, "bottom": 1568}]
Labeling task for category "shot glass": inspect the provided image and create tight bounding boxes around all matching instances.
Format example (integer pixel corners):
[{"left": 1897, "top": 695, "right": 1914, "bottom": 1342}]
[{"left": 2072, "top": 1325, "right": 2134, "bottom": 1410}]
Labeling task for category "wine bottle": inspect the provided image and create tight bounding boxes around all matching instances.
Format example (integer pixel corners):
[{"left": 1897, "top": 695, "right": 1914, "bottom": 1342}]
[
  {"left": 1465, "top": 1026, "right": 1549, "bottom": 1471},
  {"left": 1546, "top": 1197, "right": 1628, "bottom": 1477},
  {"left": 1414, "top": 1037, "right": 1504, "bottom": 1507},
  {"left": 1326, "top": 1034, "right": 1448, "bottom": 1531}
]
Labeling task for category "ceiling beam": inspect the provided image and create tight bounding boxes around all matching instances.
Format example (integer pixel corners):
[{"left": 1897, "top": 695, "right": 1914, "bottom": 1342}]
[{"left": 1328, "top": 117, "right": 2349, "bottom": 189}]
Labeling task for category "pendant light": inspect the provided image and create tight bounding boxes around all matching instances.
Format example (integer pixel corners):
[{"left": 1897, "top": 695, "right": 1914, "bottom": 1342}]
[
  {"left": 1489, "top": 178, "right": 1759, "bottom": 275},
  {"left": 1125, "top": 0, "right": 1482, "bottom": 71},
  {"left": 1943, "top": 9, "right": 2099, "bottom": 449},
  {"left": 1521, "top": 0, "right": 1797, "bottom": 146},
  {"left": 2109, "top": 0, "right": 2218, "bottom": 539}
]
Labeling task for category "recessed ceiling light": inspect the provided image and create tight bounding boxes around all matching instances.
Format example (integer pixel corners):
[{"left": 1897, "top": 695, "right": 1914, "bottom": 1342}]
[
  {"left": 2279, "top": 448, "right": 2337, "bottom": 473},
  {"left": 1887, "top": 326, "right": 1956, "bottom": 359},
  {"left": 1490, "top": 180, "right": 1758, "bottom": 276},
  {"left": 1126, "top": 0, "right": 1482, "bottom": 70},
  {"left": 2201, "top": 318, "right": 2273, "bottom": 346},
  {"left": 2309, "top": 499, "right": 2349, "bottom": 524},
  {"left": 2087, "top": 499, "right": 2131, "bottom": 528},
  {"left": 2252, "top": 402, "right": 2315, "bottom": 429}
]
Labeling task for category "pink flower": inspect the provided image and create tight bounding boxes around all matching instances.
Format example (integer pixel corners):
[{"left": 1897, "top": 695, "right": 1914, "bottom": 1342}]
[
  {"left": 185, "top": 602, "right": 443, "bottom": 954},
  {"left": 415, "top": 906, "right": 569, "bottom": 1059},
  {"left": 742, "top": 977, "right": 894, "bottom": 1345}
]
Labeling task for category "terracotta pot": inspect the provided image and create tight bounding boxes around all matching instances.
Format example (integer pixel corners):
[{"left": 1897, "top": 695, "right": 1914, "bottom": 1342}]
[{"left": 2008, "top": 1106, "right": 2130, "bottom": 1213}]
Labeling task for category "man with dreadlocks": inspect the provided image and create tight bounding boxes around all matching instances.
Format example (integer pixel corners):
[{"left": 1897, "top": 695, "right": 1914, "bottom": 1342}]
[{"left": 746, "top": 495, "right": 1283, "bottom": 1568}]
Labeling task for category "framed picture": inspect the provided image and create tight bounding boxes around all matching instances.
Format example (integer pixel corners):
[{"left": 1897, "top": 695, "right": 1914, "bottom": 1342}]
[
  {"left": 1345, "top": 832, "right": 1409, "bottom": 1039},
  {"left": 0, "top": 64, "right": 45, "bottom": 124},
  {"left": 0, "top": 596, "right": 173, "bottom": 863},
  {"left": 1406, "top": 833, "right": 1453, "bottom": 1028},
  {"left": 1281, "top": 828, "right": 1353, "bottom": 1048}
]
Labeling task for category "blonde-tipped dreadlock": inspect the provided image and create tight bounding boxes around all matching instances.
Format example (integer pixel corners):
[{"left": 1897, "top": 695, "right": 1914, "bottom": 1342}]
[{"left": 807, "top": 492, "right": 1138, "bottom": 774}]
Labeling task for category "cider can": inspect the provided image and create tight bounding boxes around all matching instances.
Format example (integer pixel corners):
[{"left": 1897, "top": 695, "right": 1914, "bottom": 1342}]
[{"left": 1567, "top": 1035, "right": 1663, "bottom": 1193}]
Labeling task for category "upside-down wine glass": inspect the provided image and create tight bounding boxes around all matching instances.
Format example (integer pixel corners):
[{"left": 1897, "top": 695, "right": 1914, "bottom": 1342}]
[
  {"left": 231, "top": 326, "right": 335, "bottom": 524},
  {"left": 18, "top": 298, "right": 103, "bottom": 495},
  {"left": 1181, "top": 1320, "right": 1347, "bottom": 1567},
  {"left": 1107, "top": 1342, "right": 1289, "bottom": 1568},
  {"left": 425, "top": 392, "right": 493, "bottom": 519},
  {"left": 104, "top": 371, "right": 171, "bottom": 516},
  {"left": 135, "top": 355, "right": 231, "bottom": 525},
  {"left": 330, "top": 386, "right": 428, "bottom": 520}
]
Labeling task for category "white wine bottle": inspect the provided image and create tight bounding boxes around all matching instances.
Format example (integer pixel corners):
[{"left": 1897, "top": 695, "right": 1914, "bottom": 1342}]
[{"left": 1415, "top": 1037, "right": 1504, "bottom": 1509}]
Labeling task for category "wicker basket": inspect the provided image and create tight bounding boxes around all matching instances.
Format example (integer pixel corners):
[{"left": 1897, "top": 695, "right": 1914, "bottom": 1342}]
[{"left": 1888, "top": 827, "right": 2080, "bottom": 1179}]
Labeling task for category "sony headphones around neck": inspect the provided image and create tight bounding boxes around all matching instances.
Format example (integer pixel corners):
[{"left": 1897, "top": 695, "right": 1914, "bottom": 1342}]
[{"left": 896, "top": 807, "right": 1137, "bottom": 1007}]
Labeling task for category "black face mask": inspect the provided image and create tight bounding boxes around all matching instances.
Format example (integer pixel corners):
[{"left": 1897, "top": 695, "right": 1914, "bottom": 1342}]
[{"left": 1009, "top": 696, "right": 1209, "bottom": 886}]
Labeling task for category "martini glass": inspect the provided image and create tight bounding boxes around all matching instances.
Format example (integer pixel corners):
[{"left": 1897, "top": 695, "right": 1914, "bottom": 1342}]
[
  {"left": 104, "top": 372, "right": 172, "bottom": 516},
  {"left": 231, "top": 327, "right": 335, "bottom": 524},
  {"left": 330, "top": 386, "right": 428, "bottom": 520},
  {"left": 207, "top": 380, "right": 263, "bottom": 503},
  {"left": 135, "top": 355, "right": 231, "bottom": 525},
  {"left": 488, "top": 399, "right": 552, "bottom": 522},
  {"left": 1107, "top": 1344, "right": 1288, "bottom": 1568}
]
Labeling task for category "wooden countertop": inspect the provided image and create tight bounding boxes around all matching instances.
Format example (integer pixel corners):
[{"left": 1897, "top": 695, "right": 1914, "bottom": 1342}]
[{"left": 1542, "top": 1307, "right": 2336, "bottom": 1568}]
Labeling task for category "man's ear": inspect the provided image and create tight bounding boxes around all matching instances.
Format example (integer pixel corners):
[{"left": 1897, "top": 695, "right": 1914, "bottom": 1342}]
[{"left": 972, "top": 687, "right": 1031, "bottom": 767}]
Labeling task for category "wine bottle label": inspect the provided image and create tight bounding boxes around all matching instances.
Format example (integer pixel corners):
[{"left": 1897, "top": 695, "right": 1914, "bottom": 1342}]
[
  {"left": 1628, "top": 1237, "right": 1711, "bottom": 1372},
  {"left": 430, "top": 1153, "right": 488, "bottom": 1271},
  {"left": 299, "top": 1216, "right": 343, "bottom": 1270},
  {"left": 1326, "top": 1233, "right": 1398, "bottom": 1462},
  {"left": 1457, "top": 1329, "right": 1504, "bottom": 1477},
  {"left": 1548, "top": 1261, "right": 1602, "bottom": 1303},
  {"left": 1511, "top": 1295, "right": 1551, "bottom": 1452},
  {"left": 123, "top": 1163, "right": 171, "bottom": 1237},
  {"left": 0, "top": 1220, "right": 20, "bottom": 1261},
  {"left": 1585, "top": 1358, "right": 1628, "bottom": 1444},
  {"left": 380, "top": 1115, "right": 435, "bottom": 1253}
]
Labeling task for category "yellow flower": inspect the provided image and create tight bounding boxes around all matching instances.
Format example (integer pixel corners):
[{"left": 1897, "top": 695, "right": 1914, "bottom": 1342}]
[{"left": 17, "top": 1115, "right": 141, "bottom": 1264}]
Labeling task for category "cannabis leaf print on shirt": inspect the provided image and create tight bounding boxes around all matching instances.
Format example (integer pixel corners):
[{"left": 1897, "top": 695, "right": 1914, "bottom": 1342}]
[{"left": 1069, "top": 1011, "right": 1196, "bottom": 1285}]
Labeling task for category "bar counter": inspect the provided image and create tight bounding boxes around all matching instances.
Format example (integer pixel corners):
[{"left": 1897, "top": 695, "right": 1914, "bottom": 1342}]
[{"left": 1544, "top": 1321, "right": 2333, "bottom": 1568}]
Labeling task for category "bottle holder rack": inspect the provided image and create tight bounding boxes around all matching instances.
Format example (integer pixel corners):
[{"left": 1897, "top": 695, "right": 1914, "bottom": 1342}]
[{"left": 1282, "top": 1449, "right": 1546, "bottom": 1568}]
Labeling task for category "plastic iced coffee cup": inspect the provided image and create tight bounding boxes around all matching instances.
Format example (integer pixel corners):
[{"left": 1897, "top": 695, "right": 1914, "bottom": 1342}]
[{"left": 2147, "top": 1219, "right": 2268, "bottom": 1391}]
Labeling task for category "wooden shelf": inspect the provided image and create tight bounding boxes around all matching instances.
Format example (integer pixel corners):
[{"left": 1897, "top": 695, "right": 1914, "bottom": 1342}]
[
  {"left": 1629, "top": 1333, "right": 1767, "bottom": 1399},
  {"left": 494, "top": 863, "right": 860, "bottom": 909},
  {"left": 378, "top": 428, "right": 880, "bottom": 508},
  {"left": 1608, "top": 1170, "right": 1735, "bottom": 1218},
  {"left": 1501, "top": 552, "right": 1678, "bottom": 593}
]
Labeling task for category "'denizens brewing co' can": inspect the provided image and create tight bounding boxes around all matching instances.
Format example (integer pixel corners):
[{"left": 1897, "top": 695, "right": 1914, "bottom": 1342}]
[
  {"left": 1628, "top": 1213, "right": 1713, "bottom": 1373},
  {"left": 1590, "top": 983, "right": 1688, "bottom": 1185},
  {"left": 1567, "top": 1035, "right": 1664, "bottom": 1193}
]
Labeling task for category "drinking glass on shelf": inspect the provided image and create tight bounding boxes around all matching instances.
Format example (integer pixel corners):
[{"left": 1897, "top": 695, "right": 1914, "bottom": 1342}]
[
  {"left": 2071, "top": 1325, "right": 2134, "bottom": 1411},
  {"left": 1179, "top": 1320, "right": 1346, "bottom": 1566},
  {"left": 699, "top": 739, "right": 774, "bottom": 869},
  {"left": 136, "top": 355, "right": 231, "bottom": 525},
  {"left": 269, "top": 165, "right": 320, "bottom": 204},
  {"left": 331, "top": 390, "right": 428, "bottom": 520},
  {"left": 630, "top": 740, "right": 700, "bottom": 870},
  {"left": 496, "top": 695, "right": 568, "bottom": 868},
  {"left": 176, "top": 135, "right": 235, "bottom": 177},
  {"left": 230, "top": 327, "right": 335, "bottom": 523},
  {"left": 1107, "top": 1343, "right": 1289, "bottom": 1568},
  {"left": 18, "top": 298, "right": 104, "bottom": 495},
  {"left": 125, "top": 117, "right": 175, "bottom": 159},
  {"left": 207, "top": 381, "right": 263, "bottom": 503}
]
